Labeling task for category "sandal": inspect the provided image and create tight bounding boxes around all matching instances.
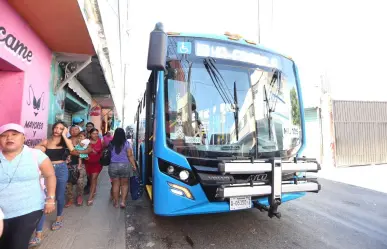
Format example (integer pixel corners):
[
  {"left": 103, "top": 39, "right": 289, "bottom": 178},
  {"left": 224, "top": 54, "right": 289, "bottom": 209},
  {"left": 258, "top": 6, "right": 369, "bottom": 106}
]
[
  {"left": 120, "top": 203, "right": 126, "bottom": 209},
  {"left": 51, "top": 221, "right": 63, "bottom": 231},
  {"left": 28, "top": 237, "right": 42, "bottom": 247},
  {"left": 113, "top": 200, "right": 119, "bottom": 208},
  {"left": 64, "top": 201, "right": 73, "bottom": 208},
  {"left": 87, "top": 200, "right": 94, "bottom": 206},
  {"left": 77, "top": 196, "right": 83, "bottom": 206}
]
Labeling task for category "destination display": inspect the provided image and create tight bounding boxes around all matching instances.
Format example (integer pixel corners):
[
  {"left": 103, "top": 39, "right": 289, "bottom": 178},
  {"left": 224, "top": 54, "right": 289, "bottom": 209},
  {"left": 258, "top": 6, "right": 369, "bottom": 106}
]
[{"left": 194, "top": 40, "right": 281, "bottom": 70}]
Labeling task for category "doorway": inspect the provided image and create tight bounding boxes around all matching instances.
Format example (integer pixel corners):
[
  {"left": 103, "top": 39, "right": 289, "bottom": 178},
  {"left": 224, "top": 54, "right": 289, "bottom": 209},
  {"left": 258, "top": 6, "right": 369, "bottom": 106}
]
[{"left": 0, "top": 57, "right": 24, "bottom": 125}]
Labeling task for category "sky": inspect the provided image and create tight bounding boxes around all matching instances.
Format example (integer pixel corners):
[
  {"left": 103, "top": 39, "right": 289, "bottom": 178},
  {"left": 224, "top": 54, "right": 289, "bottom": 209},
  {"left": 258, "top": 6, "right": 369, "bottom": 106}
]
[{"left": 122, "top": 0, "right": 387, "bottom": 125}]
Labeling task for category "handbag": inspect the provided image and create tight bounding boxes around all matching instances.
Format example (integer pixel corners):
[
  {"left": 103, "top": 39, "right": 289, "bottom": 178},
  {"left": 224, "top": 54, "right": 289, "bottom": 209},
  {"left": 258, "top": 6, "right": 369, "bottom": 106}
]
[
  {"left": 100, "top": 143, "right": 112, "bottom": 166},
  {"left": 67, "top": 164, "right": 80, "bottom": 184},
  {"left": 130, "top": 168, "right": 144, "bottom": 200}
]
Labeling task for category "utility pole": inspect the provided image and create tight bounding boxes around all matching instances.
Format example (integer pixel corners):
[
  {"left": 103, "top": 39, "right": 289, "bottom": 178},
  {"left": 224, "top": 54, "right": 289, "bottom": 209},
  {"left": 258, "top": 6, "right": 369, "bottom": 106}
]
[
  {"left": 123, "top": 64, "right": 126, "bottom": 128},
  {"left": 257, "top": 0, "right": 261, "bottom": 44},
  {"left": 271, "top": 0, "right": 274, "bottom": 44}
]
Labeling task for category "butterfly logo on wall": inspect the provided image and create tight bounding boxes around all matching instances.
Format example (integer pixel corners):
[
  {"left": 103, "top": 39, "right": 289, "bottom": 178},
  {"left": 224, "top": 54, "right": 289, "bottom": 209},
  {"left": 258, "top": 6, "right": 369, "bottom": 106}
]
[{"left": 26, "top": 85, "right": 45, "bottom": 116}]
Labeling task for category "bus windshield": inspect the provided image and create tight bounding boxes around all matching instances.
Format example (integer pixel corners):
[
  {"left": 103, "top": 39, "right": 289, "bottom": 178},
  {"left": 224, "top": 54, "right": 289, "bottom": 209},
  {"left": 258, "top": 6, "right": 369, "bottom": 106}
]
[{"left": 164, "top": 37, "right": 302, "bottom": 159}]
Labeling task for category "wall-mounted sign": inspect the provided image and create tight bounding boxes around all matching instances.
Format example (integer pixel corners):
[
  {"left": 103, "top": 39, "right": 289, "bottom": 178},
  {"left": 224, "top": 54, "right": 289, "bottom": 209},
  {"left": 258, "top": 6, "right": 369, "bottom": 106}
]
[
  {"left": 89, "top": 105, "right": 101, "bottom": 116},
  {"left": 0, "top": 26, "right": 33, "bottom": 63}
]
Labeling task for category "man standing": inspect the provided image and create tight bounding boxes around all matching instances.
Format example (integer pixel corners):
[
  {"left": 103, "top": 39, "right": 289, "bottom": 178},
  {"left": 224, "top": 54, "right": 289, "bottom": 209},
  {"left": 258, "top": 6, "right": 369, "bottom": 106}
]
[
  {"left": 85, "top": 122, "right": 94, "bottom": 137},
  {"left": 67, "top": 117, "right": 84, "bottom": 137}
]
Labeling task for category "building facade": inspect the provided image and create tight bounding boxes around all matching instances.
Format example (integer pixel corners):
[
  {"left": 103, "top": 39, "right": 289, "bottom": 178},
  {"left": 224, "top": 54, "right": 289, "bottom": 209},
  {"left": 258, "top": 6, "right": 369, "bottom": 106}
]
[
  {"left": 1, "top": 0, "right": 118, "bottom": 142},
  {"left": 0, "top": 0, "right": 52, "bottom": 146}
]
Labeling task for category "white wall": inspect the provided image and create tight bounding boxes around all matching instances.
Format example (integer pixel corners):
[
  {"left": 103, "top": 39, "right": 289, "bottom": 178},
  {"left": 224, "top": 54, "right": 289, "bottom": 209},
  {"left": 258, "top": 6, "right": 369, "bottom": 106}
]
[
  {"left": 77, "top": 0, "right": 124, "bottom": 121},
  {"left": 96, "top": 0, "right": 124, "bottom": 121}
]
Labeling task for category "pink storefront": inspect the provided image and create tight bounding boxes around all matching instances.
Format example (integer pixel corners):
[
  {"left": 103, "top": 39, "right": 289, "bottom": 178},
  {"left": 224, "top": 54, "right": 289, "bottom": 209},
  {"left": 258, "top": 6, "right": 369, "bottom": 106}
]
[{"left": 0, "top": 0, "right": 52, "bottom": 145}]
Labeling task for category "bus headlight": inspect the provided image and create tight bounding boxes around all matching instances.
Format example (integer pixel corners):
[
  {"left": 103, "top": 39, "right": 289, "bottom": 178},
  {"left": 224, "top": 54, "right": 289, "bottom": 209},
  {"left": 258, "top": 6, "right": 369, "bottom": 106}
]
[
  {"left": 179, "top": 170, "right": 189, "bottom": 181},
  {"left": 158, "top": 158, "right": 197, "bottom": 185},
  {"left": 167, "top": 165, "right": 175, "bottom": 174}
]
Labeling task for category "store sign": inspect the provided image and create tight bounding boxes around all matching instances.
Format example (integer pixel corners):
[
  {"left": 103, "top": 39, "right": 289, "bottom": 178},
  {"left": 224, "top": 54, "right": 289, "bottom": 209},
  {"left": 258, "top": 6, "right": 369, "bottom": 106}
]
[
  {"left": 0, "top": 26, "right": 33, "bottom": 63},
  {"left": 89, "top": 106, "right": 101, "bottom": 116}
]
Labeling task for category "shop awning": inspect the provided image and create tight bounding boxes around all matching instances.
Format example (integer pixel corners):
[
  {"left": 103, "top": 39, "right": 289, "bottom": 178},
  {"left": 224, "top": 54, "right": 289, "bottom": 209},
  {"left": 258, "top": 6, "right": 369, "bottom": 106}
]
[
  {"left": 68, "top": 77, "right": 92, "bottom": 105},
  {"left": 8, "top": 0, "right": 95, "bottom": 55}
]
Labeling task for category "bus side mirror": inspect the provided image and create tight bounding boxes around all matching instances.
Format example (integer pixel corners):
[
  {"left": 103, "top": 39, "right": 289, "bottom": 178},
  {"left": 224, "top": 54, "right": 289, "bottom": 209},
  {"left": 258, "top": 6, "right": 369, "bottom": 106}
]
[{"left": 147, "top": 22, "right": 167, "bottom": 71}]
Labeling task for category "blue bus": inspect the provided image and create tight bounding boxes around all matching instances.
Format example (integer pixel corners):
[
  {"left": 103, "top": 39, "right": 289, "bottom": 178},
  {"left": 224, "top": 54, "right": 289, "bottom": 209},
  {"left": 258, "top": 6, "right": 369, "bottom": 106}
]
[{"left": 133, "top": 23, "right": 321, "bottom": 218}]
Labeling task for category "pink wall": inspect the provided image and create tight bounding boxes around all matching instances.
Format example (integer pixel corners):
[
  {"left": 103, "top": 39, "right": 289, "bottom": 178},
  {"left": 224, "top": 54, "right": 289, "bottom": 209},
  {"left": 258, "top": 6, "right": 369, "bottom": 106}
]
[{"left": 0, "top": 0, "right": 52, "bottom": 146}]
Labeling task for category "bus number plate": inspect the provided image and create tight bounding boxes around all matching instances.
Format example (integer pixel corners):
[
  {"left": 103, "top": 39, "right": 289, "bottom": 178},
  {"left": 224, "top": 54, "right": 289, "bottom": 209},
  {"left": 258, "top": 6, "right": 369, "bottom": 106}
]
[{"left": 230, "top": 196, "right": 251, "bottom": 210}]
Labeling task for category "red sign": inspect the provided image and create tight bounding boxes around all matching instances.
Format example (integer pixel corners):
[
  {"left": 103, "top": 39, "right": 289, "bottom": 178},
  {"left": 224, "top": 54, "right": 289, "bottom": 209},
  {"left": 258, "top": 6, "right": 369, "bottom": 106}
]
[{"left": 89, "top": 106, "right": 101, "bottom": 116}]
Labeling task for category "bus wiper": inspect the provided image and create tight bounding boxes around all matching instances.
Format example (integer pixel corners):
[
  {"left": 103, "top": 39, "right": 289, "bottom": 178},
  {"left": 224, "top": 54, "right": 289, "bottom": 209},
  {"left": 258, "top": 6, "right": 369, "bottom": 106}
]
[
  {"left": 203, "top": 58, "right": 235, "bottom": 109},
  {"left": 233, "top": 81, "right": 239, "bottom": 141},
  {"left": 203, "top": 58, "right": 240, "bottom": 143},
  {"left": 269, "top": 69, "right": 281, "bottom": 113},
  {"left": 263, "top": 69, "right": 281, "bottom": 140},
  {"left": 263, "top": 85, "right": 272, "bottom": 140}
]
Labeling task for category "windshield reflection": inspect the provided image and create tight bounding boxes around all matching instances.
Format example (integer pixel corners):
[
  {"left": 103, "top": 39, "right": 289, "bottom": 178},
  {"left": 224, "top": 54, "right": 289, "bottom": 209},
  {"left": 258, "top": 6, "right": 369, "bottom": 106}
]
[{"left": 165, "top": 59, "right": 301, "bottom": 159}]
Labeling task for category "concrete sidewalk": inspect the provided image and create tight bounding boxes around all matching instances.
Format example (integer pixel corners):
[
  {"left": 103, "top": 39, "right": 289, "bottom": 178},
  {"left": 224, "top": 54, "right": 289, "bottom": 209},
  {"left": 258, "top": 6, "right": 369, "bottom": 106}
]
[
  {"left": 317, "top": 164, "right": 387, "bottom": 194},
  {"left": 36, "top": 168, "right": 126, "bottom": 249}
]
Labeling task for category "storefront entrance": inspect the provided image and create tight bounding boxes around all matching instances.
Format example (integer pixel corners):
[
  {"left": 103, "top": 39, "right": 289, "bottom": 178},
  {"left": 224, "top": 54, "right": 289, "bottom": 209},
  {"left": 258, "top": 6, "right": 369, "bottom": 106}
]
[{"left": 0, "top": 58, "right": 24, "bottom": 125}]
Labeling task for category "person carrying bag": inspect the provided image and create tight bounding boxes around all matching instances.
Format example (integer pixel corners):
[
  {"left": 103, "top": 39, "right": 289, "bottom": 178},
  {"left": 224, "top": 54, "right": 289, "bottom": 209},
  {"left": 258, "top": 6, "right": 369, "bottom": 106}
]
[{"left": 107, "top": 128, "right": 137, "bottom": 208}]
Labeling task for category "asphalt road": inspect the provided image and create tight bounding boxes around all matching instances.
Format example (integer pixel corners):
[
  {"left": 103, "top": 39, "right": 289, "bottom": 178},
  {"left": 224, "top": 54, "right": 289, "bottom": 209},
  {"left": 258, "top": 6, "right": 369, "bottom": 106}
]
[{"left": 125, "top": 179, "right": 387, "bottom": 249}]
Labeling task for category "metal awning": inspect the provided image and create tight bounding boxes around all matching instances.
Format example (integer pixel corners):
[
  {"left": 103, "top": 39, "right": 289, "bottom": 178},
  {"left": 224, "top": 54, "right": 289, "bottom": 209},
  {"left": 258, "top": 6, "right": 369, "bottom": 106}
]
[
  {"left": 68, "top": 77, "right": 92, "bottom": 105},
  {"left": 77, "top": 56, "right": 111, "bottom": 96},
  {"left": 65, "top": 92, "right": 88, "bottom": 112},
  {"left": 56, "top": 54, "right": 111, "bottom": 108}
]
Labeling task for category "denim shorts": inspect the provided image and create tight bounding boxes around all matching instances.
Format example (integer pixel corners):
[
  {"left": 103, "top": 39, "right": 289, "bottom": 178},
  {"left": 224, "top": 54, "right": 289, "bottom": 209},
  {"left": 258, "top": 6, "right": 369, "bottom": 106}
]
[{"left": 108, "top": 162, "right": 133, "bottom": 179}]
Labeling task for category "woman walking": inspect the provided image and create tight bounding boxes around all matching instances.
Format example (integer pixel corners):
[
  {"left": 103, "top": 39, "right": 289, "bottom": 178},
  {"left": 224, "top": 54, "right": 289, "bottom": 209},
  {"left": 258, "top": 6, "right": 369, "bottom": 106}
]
[
  {"left": 29, "top": 122, "right": 80, "bottom": 247},
  {"left": 84, "top": 128, "right": 103, "bottom": 206},
  {"left": 0, "top": 123, "right": 56, "bottom": 249},
  {"left": 108, "top": 128, "right": 137, "bottom": 208},
  {"left": 65, "top": 127, "right": 92, "bottom": 208}
]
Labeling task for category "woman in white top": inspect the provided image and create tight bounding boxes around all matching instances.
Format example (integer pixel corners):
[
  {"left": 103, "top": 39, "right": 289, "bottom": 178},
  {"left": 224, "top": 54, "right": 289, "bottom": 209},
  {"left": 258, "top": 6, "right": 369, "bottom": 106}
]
[{"left": 0, "top": 123, "right": 56, "bottom": 248}]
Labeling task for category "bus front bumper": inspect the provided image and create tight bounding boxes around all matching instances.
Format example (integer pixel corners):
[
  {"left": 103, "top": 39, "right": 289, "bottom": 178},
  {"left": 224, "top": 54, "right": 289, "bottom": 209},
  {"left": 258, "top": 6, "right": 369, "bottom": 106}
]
[{"left": 153, "top": 157, "right": 321, "bottom": 218}]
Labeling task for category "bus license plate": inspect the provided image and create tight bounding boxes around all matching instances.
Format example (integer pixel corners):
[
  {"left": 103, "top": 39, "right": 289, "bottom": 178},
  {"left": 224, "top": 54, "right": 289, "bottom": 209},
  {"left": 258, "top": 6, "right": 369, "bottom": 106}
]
[{"left": 230, "top": 197, "right": 251, "bottom": 210}]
